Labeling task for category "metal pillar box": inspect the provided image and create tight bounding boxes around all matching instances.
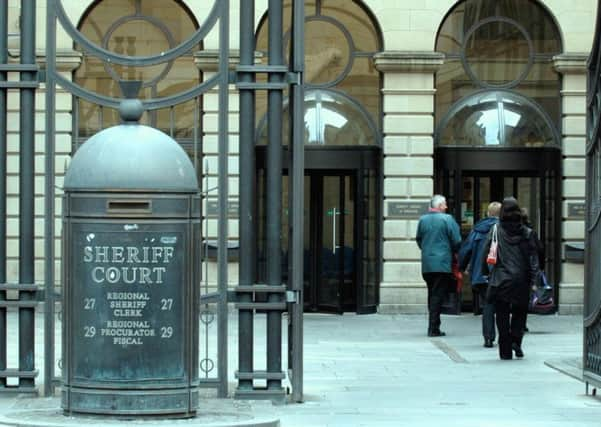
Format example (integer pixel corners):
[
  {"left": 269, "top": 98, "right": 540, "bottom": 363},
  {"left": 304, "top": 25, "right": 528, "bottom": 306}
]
[{"left": 61, "top": 101, "right": 200, "bottom": 417}]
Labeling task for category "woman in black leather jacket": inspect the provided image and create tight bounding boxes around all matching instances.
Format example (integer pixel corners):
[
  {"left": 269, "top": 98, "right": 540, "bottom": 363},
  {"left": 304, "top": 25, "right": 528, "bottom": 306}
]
[{"left": 482, "top": 197, "right": 540, "bottom": 360}]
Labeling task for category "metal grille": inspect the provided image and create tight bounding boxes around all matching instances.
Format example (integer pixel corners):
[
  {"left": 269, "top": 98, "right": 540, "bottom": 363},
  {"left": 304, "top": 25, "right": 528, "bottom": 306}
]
[
  {"left": 585, "top": 2, "right": 601, "bottom": 391},
  {"left": 0, "top": 1, "right": 40, "bottom": 395},
  {"left": 0, "top": 0, "right": 230, "bottom": 398}
]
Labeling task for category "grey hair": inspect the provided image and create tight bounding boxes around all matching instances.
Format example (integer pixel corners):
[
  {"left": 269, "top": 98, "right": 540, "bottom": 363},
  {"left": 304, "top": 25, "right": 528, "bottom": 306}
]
[
  {"left": 430, "top": 194, "right": 446, "bottom": 209},
  {"left": 488, "top": 201, "right": 501, "bottom": 217}
]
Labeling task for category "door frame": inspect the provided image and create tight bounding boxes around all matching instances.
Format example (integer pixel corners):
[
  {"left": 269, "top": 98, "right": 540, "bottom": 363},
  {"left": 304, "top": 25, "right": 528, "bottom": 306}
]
[
  {"left": 256, "top": 145, "right": 381, "bottom": 313},
  {"left": 435, "top": 146, "right": 562, "bottom": 307}
]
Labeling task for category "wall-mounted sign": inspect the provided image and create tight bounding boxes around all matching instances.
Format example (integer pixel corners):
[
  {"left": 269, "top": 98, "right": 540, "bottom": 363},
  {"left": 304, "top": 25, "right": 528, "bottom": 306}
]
[
  {"left": 206, "top": 200, "right": 239, "bottom": 217},
  {"left": 567, "top": 202, "right": 585, "bottom": 219},
  {"left": 388, "top": 201, "right": 429, "bottom": 219}
]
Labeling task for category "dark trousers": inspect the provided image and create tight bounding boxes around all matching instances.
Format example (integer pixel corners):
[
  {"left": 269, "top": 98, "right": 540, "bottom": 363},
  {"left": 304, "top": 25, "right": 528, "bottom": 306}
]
[
  {"left": 474, "top": 283, "right": 495, "bottom": 341},
  {"left": 494, "top": 299, "right": 528, "bottom": 359},
  {"left": 423, "top": 272, "right": 453, "bottom": 334}
]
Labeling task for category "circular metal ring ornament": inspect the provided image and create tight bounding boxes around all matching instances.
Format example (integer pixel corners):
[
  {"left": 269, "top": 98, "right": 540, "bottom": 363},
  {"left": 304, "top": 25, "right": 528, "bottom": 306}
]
[
  {"left": 200, "top": 357, "right": 215, "bottom": 374},
  {"left": 101, "top": 14, "right": 176, "bottom": 88},
  {"left": 56, "top": 0, "right": 220, "bottom": 67},
  {"left": 200, "top": 308, "right": 216, "bottom": 325},
  {"left": 283, "top": 15, "right": 355, "bottom": 89},
  {"left": 461, "top": 17, "right": 534, "bottom": 89}
]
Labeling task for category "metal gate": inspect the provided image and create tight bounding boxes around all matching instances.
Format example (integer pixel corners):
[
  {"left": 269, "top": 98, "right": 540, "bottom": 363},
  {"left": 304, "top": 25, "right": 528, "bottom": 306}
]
[
  {"left": 585, "top": 3, "right": 601, "bottom": 394},
  {"left": 1, "top": 0, "right": 304, "bottom": 402}
]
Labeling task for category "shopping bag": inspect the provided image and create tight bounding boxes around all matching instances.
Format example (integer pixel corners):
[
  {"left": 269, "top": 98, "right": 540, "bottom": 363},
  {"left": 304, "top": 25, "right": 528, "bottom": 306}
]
[{"left": 486, "top": 224, "right": 498, "bottom": 265}]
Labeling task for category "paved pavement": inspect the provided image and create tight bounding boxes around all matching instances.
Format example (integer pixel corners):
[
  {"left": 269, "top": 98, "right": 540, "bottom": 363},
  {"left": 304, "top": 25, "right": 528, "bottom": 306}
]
[{"left": 0, "top": 312, "right": 600, "bottom": 426}]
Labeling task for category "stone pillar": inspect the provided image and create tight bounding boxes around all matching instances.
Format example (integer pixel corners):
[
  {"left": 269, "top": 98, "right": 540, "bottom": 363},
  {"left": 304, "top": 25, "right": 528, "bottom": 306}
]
[
  {"left": 374, "top": 51, "right": 444, "bottom": 314},
  {"left": 554, "top": 53, "right": 588, "bottom": 314}
]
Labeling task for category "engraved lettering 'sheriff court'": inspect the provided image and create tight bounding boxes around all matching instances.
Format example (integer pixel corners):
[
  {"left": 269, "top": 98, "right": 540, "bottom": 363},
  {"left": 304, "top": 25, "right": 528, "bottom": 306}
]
[{"left": 72, "top": 226, "right": 185, "bottom": 375}]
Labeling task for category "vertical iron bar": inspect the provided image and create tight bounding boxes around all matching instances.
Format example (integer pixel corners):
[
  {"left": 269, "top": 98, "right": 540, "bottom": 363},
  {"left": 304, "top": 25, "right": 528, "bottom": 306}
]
[
  {"left": 0, "top": 0, "right": 7, "bottom": 389},
  {"left": 193, "top": 97, "right": 199, "bottom": 173},
  {"left": 267, "top": 0, "right": 284, "bottom": 393},
  {"left": 72, "top": 96, "right": 80, "bottom": 152},
  {"left": 19, "top": 0, "right": 36, "bottom": 390},
  {"left": 289, "top": 0, "right": 304, "bottom": 402},
  {"left": 217, "top": 0, "right": 230, "bottom": 398},
  {"left": 44, "top": 0, "right": 57, "bottom": 397},
  {"left": 237, "top": 0, "right": 255, "bottom": 393}
]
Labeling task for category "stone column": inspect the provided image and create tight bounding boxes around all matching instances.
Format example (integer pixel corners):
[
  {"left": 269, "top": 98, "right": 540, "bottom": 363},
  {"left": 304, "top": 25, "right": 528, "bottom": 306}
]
[
  {"left": 374, "top": 51, "right": 444, "bottom": 314},
  {"left": 554, "top": 53, "right": 588, "bottom": 314}
]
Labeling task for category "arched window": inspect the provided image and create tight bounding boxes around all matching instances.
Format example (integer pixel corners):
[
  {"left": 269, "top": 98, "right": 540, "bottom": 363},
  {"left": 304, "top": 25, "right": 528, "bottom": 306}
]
[
  {"left": 437, "top": 90, "right": 558, "bottom": 147},
  {"left": 74, "top": 0, "right": 201, "bottom": 140},
  {"left": 257, "top": 89, "right": 378, "bottom": 146},
  {"left": 255, "top": 0, "right": 382, "bottom": 140},
  {"left": 435, "top": 0, "right": 562, "bottom": 131}
]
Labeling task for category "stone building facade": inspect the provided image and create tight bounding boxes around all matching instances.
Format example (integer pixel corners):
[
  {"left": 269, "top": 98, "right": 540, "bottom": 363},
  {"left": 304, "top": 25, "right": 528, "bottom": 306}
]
[{"left": 4, "top": 0, "right": 596, "bottom": 314}]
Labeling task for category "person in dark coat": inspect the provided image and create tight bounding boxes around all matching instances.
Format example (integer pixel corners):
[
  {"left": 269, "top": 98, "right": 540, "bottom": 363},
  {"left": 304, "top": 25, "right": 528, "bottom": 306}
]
[
  {"left": 416, "top": 194, "right": 462, "bottom": 337},
  {"left": 458, "top": 201, "right": 501, "bottom": 348},
  {"left": 482, "top": 197, "right": 540, "bottom": 360}
]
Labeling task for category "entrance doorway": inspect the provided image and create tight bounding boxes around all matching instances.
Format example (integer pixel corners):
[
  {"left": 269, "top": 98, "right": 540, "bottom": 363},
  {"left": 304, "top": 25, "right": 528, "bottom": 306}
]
[
  {"left": 257, "top": 146, "right": 381, "bottom": 313},
  {"left": 304, "top": 173, "right": 355, "bottom": 312},
  {"left": 436, "top": 147, "right": 561, "bottom": 312}
]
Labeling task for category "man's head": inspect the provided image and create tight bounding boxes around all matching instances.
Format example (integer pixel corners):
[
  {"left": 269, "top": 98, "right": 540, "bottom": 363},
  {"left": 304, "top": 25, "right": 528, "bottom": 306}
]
[
  {"left": 430, "top": 194, "right": 447, "bottom": 212},
  {"left": 487, "top": 201, "right": 501, "bottom": 218}
]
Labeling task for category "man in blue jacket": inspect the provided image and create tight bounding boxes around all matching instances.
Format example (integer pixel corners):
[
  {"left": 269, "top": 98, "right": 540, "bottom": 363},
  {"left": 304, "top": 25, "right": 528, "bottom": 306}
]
[
  {"left": 416, "top": 195, "right": 462, "bottom": 337},
  {"left": 458, "top": 201, "right": 501, "bottom": 348}
]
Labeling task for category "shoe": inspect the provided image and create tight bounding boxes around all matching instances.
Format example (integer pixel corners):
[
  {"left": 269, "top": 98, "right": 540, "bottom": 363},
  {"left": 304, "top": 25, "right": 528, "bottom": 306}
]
[
  {"left": 428, "top": 331, "right": 446, "bottom": 337},
  {"left": 484, "top": 338, "right": 493, "bottom": 348},
  {"left": 512, "top": 343, "right": 524, "bottom": 358},
  {"left": 500, "top": 355, "right": 512, "bottom": 360}
]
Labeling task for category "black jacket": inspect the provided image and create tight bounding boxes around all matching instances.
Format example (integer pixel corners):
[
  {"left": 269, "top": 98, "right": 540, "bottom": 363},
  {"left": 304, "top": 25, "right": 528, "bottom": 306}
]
[{"left": 482, "top": 222, "right": 540, "bottom": 306}]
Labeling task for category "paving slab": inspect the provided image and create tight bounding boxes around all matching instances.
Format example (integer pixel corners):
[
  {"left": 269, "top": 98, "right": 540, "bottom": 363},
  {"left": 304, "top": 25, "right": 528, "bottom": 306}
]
[{"left": 1, "top": 312, "right": 600, "bottom": 426}]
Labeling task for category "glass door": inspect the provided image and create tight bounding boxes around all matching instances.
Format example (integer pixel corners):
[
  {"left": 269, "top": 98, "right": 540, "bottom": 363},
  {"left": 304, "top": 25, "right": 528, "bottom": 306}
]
[
  {"left": 256, "top": 145, "right": 381, "bottom": 313},
  {"left": 315, "top": 175, "right": 355, "bottom": 312}
]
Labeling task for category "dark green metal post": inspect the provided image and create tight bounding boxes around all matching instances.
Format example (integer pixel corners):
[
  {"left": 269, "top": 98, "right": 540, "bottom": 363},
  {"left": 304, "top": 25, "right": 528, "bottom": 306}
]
[
  {"left": 217, "top": 0, "right": 230, "bottom": 398},
  {"left": 19, "top": 0, "right": 36, "bottom": 390},
  {"left": 44, "top": 0, "right": 57, "bottom": 397},
  {"left": 267, "top": 0, "right": 284, "bottom": 393},
  {"left": 0, "top": 0, "right": 7, "bottom": 389},
  {"left": 238, "top": 0, "right": 255, "bottom": 393},
  {"left": 288, "top": 0, "right": 304, "bottom": 403}
]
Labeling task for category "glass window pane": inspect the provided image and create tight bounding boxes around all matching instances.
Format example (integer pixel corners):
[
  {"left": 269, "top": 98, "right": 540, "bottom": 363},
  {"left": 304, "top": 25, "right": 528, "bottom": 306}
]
[
  {"left": 439, "top": 92, "right": 557, "bottom": 147},
  {"left": 258, "top": 90, "right": 375, "bottom": 146},
  {"left": 322, "top": 0, "right": 379, "bottom": 52},
  {"left": 502, "top": 99, "right": 554, "bottom": 147},
  {"left": 305, "top": 19, "right": 352, "bottom": 85},
  {"left": 435, "top": 59, "right": 476, "bottom": 126},
  {"left": 515, "top": 62, "right": 561, "bottom": 123},
  {"left": 465, "top": 20, "right": 530, "bottom": 86}
]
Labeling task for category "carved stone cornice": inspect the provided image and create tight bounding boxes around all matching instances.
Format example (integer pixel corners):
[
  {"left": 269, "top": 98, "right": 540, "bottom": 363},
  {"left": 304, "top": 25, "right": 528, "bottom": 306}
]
[
  {"left": 374, "top": 51, "right": 445, "bottom": 73},
  {"left": 553, "top": 53, "right": 589, "bottom": 75},
  {"left": 10, "top": 49, "right": 83, "bottom": 73}
]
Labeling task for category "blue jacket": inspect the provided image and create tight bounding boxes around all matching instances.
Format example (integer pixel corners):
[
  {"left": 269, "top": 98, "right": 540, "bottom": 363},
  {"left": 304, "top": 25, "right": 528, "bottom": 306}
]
[
  {"left": 416, "top": 211, "right": 462, "bottom": 273},
  {"left": 458, "top": 217, "right": 498, "bottom": 286}
]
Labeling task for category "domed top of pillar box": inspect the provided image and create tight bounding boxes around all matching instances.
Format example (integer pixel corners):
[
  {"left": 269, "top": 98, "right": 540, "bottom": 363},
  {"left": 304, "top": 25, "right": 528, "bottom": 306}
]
[{"left": 64, "top": 99, "right": 198, "bottom": 193}]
